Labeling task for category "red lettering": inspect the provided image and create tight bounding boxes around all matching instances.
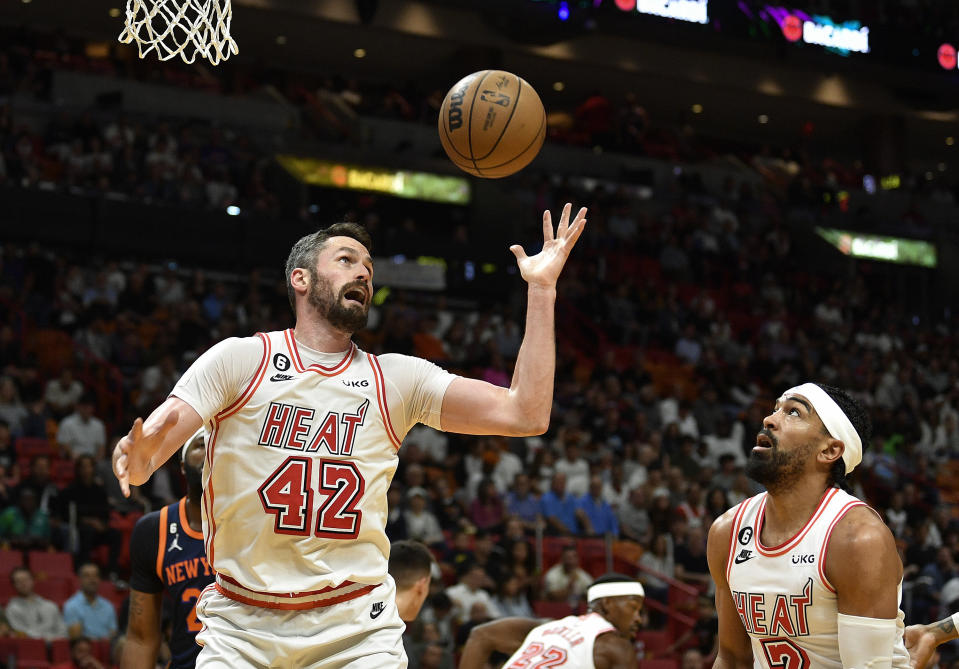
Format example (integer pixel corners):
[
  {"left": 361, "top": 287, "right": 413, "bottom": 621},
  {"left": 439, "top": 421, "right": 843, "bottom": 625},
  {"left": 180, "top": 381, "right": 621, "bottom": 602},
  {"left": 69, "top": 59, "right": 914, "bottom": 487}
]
[
  {"left": 748, "top": 594, "right": 767, "bottom": 634},
  {"left": 769, "top": 595, "right": 796, "bottom": 636},
  {"left": 733, "top": 591, "right": 751, "bottom": 632},
  {"left": 307, "top": 412, "right": 339, "bottom": 454},
  {"left": 339, "top": 400, "right": 369, "bottom": 456},
  {"left": 286, "top": 407, "right": 314, "bottom": 450},
  {"left": 259, "top": 402, "right": 291, "bottom": 446},
  {"left": 790, "top": 578, "right": 813, "bottom": 636}
]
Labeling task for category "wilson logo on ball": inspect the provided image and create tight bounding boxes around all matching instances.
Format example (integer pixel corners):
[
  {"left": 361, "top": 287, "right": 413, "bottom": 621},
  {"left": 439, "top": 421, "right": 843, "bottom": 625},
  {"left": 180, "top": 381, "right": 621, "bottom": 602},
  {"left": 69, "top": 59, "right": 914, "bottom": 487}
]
[{"left": 447, "top": 86, "right": 467, "bottom": 130}]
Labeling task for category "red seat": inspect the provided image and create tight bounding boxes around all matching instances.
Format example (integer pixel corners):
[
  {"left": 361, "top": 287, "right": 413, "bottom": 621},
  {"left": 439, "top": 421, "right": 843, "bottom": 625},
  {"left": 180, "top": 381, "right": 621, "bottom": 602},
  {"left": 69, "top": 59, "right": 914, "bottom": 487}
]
[
  {"left": 532, "top": 600, "right": 573, "bottom": 619},
  {"left": 51, "top": 459, "right": 75, "bottom": 486},
  {"left": 540, "top": 537, "right": 570, "bottom": 570},
  {"left": 8, "top": 637, "right": 48, "bottom": 663},
  {"left": 50, "top": 638, "right": 71, "bottom": 664},
  {"left": 28, "top": 551, "right": 74, "bottom": 578},
  {"left": 0, "top": 549, "right": 24, "bottom": 577},
  {"left": 34, "top": 576, "right": 76, "bottom": 606},
  {"left": 579, "top": 538, "right": 607, "bottom": 577},
  {"left": 638, "top": 630, "right": 673, "bottom": 655},
  {"left": 15, "top": 437, "right": 56, "bottom": 459},
  {"left": 91, "top": 639, "right": 112, "bottom": 664},
  {"left": 0, "top": 578, "right": 15, "bottom": 605},
  {"left": 98, "top": 580, "right": 127, "bottom": 610},
  {"left": 640, "top": 660, "right": 679, "bottom": 669}
]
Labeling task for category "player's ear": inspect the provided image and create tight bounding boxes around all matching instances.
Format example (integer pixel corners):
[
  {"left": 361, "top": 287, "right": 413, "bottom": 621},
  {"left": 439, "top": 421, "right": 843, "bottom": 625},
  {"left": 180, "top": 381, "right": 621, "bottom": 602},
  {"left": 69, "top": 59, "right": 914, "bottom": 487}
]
[
  {"left": 819, "top": 437, "right": 844, "bottom": 467},
  {"left": 290, "top": 268, "right": 309, "bottom": 294}
]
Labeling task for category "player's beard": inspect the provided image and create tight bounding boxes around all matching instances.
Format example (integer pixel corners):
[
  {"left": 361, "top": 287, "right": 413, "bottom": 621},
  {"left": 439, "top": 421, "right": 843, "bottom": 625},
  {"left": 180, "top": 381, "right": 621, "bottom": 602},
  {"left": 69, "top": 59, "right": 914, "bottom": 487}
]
[
  {"left": 307, "top": 270, "right": 369, "bottom": 333},
  {"left": 745, "top": 439, "right": 816, "bottom": 494},
  {"left": 184, "top": 462, "right": 203, "bottom": 502}
]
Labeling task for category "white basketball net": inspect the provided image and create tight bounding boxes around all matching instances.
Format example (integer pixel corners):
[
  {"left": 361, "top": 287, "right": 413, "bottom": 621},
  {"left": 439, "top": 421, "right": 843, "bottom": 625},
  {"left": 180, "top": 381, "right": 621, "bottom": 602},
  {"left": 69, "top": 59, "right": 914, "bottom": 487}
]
[{"left": 118, "top": 0, "right": 238, "bottom": 65}]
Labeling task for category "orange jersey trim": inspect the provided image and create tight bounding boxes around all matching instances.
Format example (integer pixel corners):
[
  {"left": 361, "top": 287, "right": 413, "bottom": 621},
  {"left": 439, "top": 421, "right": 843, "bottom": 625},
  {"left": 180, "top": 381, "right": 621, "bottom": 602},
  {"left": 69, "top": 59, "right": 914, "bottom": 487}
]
[
  {"left": 284, "top": 329, "right": 355, "bottom": 376},
  {"left": 817, "top": 500, "right": 867, "bottom": 593},
  {"left": 369, "top": 353, "right": 401, "bottom": 450},
  {"left": 156, "top": 505, "right": 169, "bottom": 580},
  {"left": 754, "top": 488, "right": 838, "bottom": 557},
  {"left": 178, "top": 497, "right": 204, "bottom": 540}
]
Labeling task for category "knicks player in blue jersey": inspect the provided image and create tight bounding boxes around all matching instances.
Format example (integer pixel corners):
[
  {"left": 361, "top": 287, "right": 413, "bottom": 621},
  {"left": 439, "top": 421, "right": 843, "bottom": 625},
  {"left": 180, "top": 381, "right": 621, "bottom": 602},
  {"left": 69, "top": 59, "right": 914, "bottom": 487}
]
[{"left": 121, "top": 430, "right": 213, "bottom": 669}]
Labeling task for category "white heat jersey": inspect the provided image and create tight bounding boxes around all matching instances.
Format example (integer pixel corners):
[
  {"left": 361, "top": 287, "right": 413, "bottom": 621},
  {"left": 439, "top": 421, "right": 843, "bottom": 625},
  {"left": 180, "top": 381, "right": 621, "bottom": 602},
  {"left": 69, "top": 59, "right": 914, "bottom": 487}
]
[
  {"left": 171, "top": 329, "right": 454, "bottom": 608},
  {"left": 726, "top": 487, "right": 910, "bottom": 669},
  {"left": 501, "top": 613, "right": 617, "bottom": 669}
]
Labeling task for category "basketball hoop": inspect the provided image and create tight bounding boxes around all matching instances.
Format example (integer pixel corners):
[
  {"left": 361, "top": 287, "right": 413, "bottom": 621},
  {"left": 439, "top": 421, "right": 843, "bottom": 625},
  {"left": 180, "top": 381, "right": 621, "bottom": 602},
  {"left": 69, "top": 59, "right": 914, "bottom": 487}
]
[{"left": 118, "top": 0, "right": 238, "bottom": 65}]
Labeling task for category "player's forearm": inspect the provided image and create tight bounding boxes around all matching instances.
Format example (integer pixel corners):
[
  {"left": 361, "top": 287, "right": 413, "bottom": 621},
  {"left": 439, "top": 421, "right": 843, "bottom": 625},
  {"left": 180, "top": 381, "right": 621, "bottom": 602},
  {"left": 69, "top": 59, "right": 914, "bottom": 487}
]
[
  {"left": 712, "top": 650, "right": 753, "bottom": 669},
  {"left": 925, "top": 613, "right": 959, "bottom": 643},
  {"left": 459, "top": 633, "right": 497, "bottom": 669},
  {"left": 507, "top": 284, "right": 557, "bottom": 435},
  {"left": 119, "top": 635, "right": 160, "bottom": 669}
]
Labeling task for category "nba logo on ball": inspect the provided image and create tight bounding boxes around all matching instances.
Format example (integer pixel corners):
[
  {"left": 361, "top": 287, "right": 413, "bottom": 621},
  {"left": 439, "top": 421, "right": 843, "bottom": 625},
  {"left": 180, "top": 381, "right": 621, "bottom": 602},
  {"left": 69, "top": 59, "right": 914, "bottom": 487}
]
[{"left": 439, "top": 70, "right": 547, "bottom": 179}]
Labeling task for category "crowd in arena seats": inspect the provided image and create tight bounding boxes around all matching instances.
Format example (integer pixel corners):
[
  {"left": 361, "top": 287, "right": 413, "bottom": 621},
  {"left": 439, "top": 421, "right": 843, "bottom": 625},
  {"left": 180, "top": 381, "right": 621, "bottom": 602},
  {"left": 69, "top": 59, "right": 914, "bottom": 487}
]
[{"left": 1, "top": 23, "right": 959, "bottom": 669}]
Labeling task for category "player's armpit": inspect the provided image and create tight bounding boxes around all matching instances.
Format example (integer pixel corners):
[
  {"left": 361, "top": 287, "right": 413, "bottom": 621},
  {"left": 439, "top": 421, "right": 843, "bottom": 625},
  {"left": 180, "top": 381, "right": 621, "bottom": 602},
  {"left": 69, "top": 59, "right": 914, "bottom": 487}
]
[
  {"left": 593, "top": 633, "right": 638, "bottom": 669},
  {"left": 707, "top": 508, "right": 754, "bottom": 669},
  {"left": 459, "top": 617, "right": 542, "bottom": 669},
  {"left": 119, "top": 589, "right": 163, "bottom": 669},
  {"left": 825, "top": 506, "right": 902, "bottom": 619}
]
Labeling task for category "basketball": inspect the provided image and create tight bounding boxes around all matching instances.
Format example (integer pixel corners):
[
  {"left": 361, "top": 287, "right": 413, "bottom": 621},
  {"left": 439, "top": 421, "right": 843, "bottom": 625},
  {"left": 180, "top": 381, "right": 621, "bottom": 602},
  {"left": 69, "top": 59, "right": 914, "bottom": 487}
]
[{"left": 438, "top": 70, "right": 547, "bottom": 179}]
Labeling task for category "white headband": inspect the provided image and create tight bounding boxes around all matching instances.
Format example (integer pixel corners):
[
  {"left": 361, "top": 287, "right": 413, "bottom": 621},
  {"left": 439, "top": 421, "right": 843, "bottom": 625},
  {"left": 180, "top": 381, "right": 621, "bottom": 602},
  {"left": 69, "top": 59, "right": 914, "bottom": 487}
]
[
  {"left": 780, "top": 383, "right": 861, "bottom": 474},
  {"left": 181, "top": 428, "right": 205, "bottom": 462},
  {"left": 587, "top": 581, "right": 645, "bottom": 603}
]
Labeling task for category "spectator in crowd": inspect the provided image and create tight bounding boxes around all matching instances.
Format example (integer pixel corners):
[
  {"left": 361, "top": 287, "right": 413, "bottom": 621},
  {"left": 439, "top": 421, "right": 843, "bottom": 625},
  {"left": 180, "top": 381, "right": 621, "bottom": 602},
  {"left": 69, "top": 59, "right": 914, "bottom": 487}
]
[
  {"left": 44, "top": 369, "right": 84, "bottom": 420},
  {"left": 57, "top": 394, "right": 107, "bottom": 459},
  {"left": 0, "top": 486, "right": 51, "bottom": 549},
  {"left": 542, "top": 545, "right": 592, "bottom": 608},
  {"left": 63, "top": 562, "right": 118, "bottom": 641},
  {"left": 492, "top": 573, "right": 534, "bottom": 619},
  {"left": 554, "top": 440, "right": 590, "bottom": 497},
  {"left": 618, "top": 486, "right": 652, "bottom": 546},
  {"left": 673, "top": 524, "right": 711, "bottom": 590},
  {"left": 403, "top": 487, "right": 444, "bottom": 547},
  {"left": 469, "top": 478, "right": 505, "bottom": 533},
  {"left": 0, "top": 376, "right": 27, "bottom": 436},
  {"left": 6, "top": 566, "right": 68, "bottom": 640},
  {"left": 639, "top": 533, "right": 675, "bottom": 605},
  {"left": 58, "top": 455, "right": 121, "bottom": 575},
  {"left": 50, "top": 636, "right": 106, "bottom": 669},
  {"left": 578, "top": 474, "right": 619, "bottom": 537},
  {"left": 446, "top": 563, "right": 502, "bottom": 625},
  {"left": 503, "top": 472, "right": 541, "bottom": 533},
  {"left": 540, "top": 472, "right": 582, "bottom": 536}
]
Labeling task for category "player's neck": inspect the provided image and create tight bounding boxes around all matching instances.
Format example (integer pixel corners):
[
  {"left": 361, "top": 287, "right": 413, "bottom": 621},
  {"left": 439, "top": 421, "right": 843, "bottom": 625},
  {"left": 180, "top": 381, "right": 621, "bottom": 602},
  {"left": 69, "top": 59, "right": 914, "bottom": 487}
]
[
  {"left": 293, "top": 319, "right": 353, "bottom": 353},
  {"left": 185, "top": 495, "right": 203, "bottom": 532},
  {"left": 761, "top": 480, "right": 830, "bottom": 546}
]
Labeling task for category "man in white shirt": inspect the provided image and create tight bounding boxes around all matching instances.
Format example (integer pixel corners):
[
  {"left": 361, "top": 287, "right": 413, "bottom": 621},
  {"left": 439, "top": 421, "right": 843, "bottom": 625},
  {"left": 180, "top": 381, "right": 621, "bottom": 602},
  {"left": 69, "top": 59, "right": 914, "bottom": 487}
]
[
  {"left": 403, "top": 487, "right": 444, "bottom": 546},
  {"left": 6, "top": 566, "right": 68, "bottom": 640},
  {"left": 57, "top": 395, "right": 107, "bottom": 459},
  {"left": 554, "top": 442, "right": 590, "bottom": 497},
  {"left": 543, "top": 545, "right": 593, "bottom": 608},
  {"left": 446, "top": 563, "right": 502, "bottom": 625},
  {"left": 44, "top": 369, "right": 84, "bottom": 419}
]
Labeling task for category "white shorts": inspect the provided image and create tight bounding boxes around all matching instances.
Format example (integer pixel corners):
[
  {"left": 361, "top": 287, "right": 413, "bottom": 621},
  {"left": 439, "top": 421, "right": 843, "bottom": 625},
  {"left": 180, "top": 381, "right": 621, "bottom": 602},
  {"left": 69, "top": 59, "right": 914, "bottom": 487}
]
[{"left": 194, "top": 576, "right": 407, "bottom": 669}]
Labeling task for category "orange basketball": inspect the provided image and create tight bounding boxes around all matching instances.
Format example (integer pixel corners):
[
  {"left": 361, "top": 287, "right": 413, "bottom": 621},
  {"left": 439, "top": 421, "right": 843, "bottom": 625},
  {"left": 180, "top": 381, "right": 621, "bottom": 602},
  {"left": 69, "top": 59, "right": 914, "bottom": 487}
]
[{"left": 438, "top": 70, "right": 546, "bottom": 179}]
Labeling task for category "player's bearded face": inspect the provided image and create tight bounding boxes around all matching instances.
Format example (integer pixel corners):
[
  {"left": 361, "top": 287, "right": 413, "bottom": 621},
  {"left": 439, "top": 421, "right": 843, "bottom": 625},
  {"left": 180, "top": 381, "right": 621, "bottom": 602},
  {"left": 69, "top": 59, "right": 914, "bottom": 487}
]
[
  {"left": 745, "top": 430, "right": 816, "bottom": 492},
  {"left": 308, "top": 269, "right": 369, "bottom": 333}
]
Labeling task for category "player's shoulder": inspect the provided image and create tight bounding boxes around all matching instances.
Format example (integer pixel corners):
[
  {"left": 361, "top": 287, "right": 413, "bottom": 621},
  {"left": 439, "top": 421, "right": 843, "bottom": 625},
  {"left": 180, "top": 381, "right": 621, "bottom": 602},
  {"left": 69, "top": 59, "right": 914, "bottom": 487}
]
[
  {"left": 593, "top": 631, "right": 637, "bottom": 668},
  {"left": 828, "top": 502, "right": 894, "bottom": 553},
  {"left": 708, "top": 496, "right": 752, "bottom": 543}
]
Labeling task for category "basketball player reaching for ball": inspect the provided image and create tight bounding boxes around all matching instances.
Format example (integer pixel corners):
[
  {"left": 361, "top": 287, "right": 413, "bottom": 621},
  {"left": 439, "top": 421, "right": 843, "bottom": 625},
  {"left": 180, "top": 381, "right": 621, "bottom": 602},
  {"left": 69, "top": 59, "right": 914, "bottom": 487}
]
[
  {"left": 902, "top": 612, "right": 959, "bottom": 669},
  {"left": 708, "top": 383, "right": 911, "bottom": 668},
  {"left": 121, "top": 430, "right": 213, "bottom": 669},
  {"left": 112, "top": 204, "right": 587, "bottom": 668},
  {"left": 460, "top": 574, "right": 645, "bottom": 669}
]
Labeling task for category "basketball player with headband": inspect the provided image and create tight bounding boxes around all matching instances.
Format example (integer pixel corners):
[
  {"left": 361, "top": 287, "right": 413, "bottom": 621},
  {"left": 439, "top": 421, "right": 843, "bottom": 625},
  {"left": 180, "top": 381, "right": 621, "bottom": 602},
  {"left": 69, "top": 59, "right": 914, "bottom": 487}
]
[
  {"left": 708, "top": 382, "right": 913, "bottom": 668},
  {"left": 460, "top": 573, "right": 645, "bottom": 669},
  {"left": 112, "top": 205, "right": 587, "bottom": 668}
]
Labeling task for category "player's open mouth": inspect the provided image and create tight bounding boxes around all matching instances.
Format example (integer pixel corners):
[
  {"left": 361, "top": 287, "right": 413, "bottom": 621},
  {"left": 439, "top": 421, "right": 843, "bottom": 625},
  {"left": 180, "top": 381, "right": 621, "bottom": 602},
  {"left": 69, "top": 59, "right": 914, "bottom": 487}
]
[
  {"left": 344, "top": 288, "right": 367, "bottom": 305},
  {"left": 754, "top": 433, "right": 774, "bottom": 451}
]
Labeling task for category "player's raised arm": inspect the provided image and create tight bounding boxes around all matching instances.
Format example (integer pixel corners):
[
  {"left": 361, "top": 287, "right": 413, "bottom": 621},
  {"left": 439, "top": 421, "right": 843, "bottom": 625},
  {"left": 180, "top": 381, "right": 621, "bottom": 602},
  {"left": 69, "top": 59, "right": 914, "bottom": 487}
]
[
  {"left": 459, "top": 617, "right": 542, "bottom": 669},
  {"left": 707, "top": 508, "right": 754, "bottom": 669},
  {"left": 440, "top": 203, "right": 587, "bottom": 437},
  {"left": 112, "top": 397, "right": 203, "bottom": 497}
]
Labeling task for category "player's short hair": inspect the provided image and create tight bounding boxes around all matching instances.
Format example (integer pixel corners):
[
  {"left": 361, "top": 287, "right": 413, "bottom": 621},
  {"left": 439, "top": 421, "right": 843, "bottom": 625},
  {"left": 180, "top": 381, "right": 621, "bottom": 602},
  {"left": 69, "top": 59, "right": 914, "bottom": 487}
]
[
  {"left": 284, "top": 222, "right": 373, "bottom": 314},
  {"left": 388, "top": 540, "right": 434, "bottom": 589},
  {"left": 816, "top": 383, "right": 872, "bottom": 491}
]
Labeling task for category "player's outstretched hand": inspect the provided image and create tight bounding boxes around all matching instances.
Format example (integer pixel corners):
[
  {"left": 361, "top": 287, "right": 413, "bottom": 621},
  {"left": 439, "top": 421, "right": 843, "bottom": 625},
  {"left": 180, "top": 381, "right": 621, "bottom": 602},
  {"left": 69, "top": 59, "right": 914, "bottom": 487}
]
[
  {"left": 904, "top": 623, "right": 938, "bottom": 669},
  {"left": 112, "top": 412, "right": 178, "bottom": 497},
  {"left": 510, "top": 203, "right": 587, "bottom": 288}
]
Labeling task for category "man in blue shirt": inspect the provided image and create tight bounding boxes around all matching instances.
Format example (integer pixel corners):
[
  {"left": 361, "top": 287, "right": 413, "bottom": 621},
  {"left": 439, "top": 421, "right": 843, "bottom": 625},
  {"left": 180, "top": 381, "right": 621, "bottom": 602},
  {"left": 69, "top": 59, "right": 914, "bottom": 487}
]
[
  {"left": 577, "top": 475, "right": 619, "bottom": 537},
  {"left": 63, "top": 562, "right": 117, "bottom": 641},
  {"left": 503, "top": 473, "right": 541, "bottom": 533},
  {"left": 539, "top": 472, "right": 582, "bottom": 536}
]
